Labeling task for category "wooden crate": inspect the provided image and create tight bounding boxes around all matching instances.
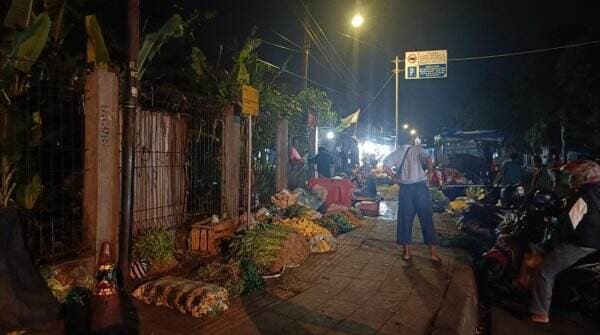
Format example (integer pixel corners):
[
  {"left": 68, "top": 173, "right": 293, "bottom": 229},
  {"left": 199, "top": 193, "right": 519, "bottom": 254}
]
[{"left": 190, "top": 220, "right": 232, "bottom": 255}]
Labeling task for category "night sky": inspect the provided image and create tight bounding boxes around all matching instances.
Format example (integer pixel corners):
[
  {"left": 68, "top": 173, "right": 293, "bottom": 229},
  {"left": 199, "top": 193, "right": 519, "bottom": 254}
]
[{"left": 159, "top": 0, "right": 600, "bottom": 138}]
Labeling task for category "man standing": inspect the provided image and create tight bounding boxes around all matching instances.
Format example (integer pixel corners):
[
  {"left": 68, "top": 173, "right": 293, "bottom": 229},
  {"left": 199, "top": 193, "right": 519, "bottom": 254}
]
[
  {"left": 314, "top": 146, "right": 334, "bottom": 178},
  {"left": 494, "top": 152, "right": 524, "bottom": 186},
  {"left": 530, "top": 160, "right": 600, "bottom": 323},
  {"left": 530, "top": 155, "right": 555, "bottom": 194},
  {"left": 383, "top": 135, "right": 441, "bottom": 262}
]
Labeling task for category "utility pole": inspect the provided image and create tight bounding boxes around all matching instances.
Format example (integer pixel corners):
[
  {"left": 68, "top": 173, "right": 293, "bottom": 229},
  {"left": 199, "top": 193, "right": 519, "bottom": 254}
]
[
  {"left": 393, "top": 56, "right": 400, "bottom": 150},
  {"left": 303, "top": 35, "right": 310, "bottom": 89},
  {"left": 303, "top": 5, "right": 318, "bottom": 177},
  {"left": 119, "top": 0, "right": 139, "bottom": 289}
]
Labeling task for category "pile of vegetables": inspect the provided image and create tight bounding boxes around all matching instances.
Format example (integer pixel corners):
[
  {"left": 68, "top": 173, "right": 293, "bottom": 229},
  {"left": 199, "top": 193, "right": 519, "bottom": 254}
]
[
  {"left": 40, "top": 266, "right": 95, "bottom": 303},
  {"left": 431, "top": 188, "right": 448, "bottom": 202},
  {"left": 325, "top": 212, "right": 357, "bottom": 234},
  {"left": 448, "top": 197, "right": 470, "bottom": 214},
  {"left": 278, "top": 217, "right": 332, "bottom": 239},
  {"left": 133, "top": 228, "right": 177, "bottom": 273},
  {"left": 465, "top": 186, "right": 486, "bottom": 201},
  {"left": 228, "top": 223, "right": 295, "bottom": 272},
  {"left": 316, "top": 216, "right": 339, "bottom": 235},
  {"left": 286, "top": 204, "right": 321, "bottom": 220}
]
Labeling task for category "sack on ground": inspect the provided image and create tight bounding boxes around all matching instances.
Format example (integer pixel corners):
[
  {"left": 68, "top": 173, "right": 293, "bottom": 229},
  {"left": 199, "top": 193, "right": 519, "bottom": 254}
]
[{"left": 131, "top": 276, "right": 229, "bottom": 318}]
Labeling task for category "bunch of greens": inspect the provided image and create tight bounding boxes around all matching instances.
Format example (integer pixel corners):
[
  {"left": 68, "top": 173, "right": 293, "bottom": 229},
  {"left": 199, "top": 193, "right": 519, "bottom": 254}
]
[
  {"left": 316, "top": 217, "right": 339, "bottom": 236},
  {"left": 465, "top": 187, "right": 486, "bottom": 201},
  {"left": 191, "top": 262, "right": 245, "bottom": 297},
  {"left": 328, "top": 213, "right": 354, "bottom": 234},
  {"left": 228, "top": 223, "right": 295, "bottom": 272},
  {"left": 431, "top": 188, "right": 448, "bottom": 202},
  {"left": 132, "top": 228, "right": 175, "bottom": 266},
  {"left": 227, "top": 223, "right": 296, "bottom": 293}
]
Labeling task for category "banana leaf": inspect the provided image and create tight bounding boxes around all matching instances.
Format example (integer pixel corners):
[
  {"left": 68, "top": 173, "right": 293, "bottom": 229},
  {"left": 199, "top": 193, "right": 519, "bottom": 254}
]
[
  {"left": 44, "top": 0, "right": 66, "bottom": 40},
  {"left": 3, "top": 0, "right": 33, "bottom": 29},
  {"left": 9, "top": 13, "right": 51, "bottom": 73},
  {"left": 138, "top": 14, "right": 183, "bottom": 79},
  {"left": 191, "top": 46, "right": 208, "bottom": 78},
  {"left": 17, "top": 173, "right": 42, "bottom": 209},
  {"left": 84, "top": 15, "right": 110, "bottom": 65},
  {"left": 232, "top": 35, "right": 261, "bottom": 86}
]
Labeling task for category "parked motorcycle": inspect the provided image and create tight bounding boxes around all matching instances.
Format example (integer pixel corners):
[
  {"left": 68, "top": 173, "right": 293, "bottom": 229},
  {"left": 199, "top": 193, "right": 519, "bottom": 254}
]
[
  {"left": 478, "top": 191, "right": 600, "bottom": 318},
  {"left": 458, "top": 184, "right": 527, "bottom": 241}
]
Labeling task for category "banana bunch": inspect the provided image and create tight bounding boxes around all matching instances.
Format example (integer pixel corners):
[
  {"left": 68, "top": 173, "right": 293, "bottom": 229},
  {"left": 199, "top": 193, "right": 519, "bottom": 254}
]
[{"left": 279, "top": 217, "right": 332, "bottom": 239}]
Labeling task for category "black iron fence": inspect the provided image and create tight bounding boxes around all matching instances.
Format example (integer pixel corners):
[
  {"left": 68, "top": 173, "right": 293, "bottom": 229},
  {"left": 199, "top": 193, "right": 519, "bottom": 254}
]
[
  {"left": 138, "top": 90, "right": 222, "bottom": 226},
  {"left": 14, "top": 68, "right": 85, "bottom": 263},
  {"left": 186, "top": 97, "right": 222, "bottom": 221}
]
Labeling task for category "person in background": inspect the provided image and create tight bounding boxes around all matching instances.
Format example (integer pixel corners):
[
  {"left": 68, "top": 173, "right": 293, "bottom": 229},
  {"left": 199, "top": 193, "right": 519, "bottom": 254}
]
[
  {"left": 494, "top": 152, "right": 524, "bottom": 186},
  {"left": 314, "top": 146, "right": 334, "bottom": 178},
  {"left": 383, "top": 134, "right": 441, "bottom": 263},
  {"left": 530, "top": 155, "right": 555, "bottom": 194},
  {"left": 530, "top": 160, "right": 600, "bottom": 323}
]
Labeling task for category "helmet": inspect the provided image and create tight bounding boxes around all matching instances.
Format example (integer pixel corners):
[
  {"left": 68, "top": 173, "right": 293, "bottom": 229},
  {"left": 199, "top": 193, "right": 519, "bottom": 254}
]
[{"left": 561, "top": 160, "right": 600, "bottom": 188}]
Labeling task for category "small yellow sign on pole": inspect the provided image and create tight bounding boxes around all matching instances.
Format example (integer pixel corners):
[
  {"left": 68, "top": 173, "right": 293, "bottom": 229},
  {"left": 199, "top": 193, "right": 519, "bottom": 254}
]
[{"left": 242, "top": 85, "right": 259, "bottom": 116}]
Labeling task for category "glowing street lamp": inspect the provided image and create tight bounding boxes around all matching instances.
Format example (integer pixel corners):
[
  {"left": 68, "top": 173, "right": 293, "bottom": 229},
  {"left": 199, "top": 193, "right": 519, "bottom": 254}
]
[
  {"left": 351, "top": 14, "right": 364, "bottom": 28},
  {"left": 403, "top": 124, "right": 409, "bottom": 130},
  {"left": 326, "top": 131, "right": 335, "bottom": 140},
  {"left": 410, "top": 129, "right": 417, "bottom": 136}
]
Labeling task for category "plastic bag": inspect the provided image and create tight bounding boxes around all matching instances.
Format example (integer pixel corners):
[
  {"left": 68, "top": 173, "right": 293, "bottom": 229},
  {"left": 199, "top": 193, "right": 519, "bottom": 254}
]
[{"left": 293, "top": 185, "right": 328, "bottom": 210}]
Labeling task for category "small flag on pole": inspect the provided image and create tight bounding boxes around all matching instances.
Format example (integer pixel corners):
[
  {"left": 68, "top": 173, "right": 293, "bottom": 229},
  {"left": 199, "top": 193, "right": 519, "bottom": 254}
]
[{"left": 337, "top": 109, "right": 360, "bottom": 130}]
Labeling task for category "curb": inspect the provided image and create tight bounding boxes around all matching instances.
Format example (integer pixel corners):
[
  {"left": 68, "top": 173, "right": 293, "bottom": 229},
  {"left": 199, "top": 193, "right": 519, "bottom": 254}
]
[{"left": 432, "top": 251, "right": 479, "bottom": 335}]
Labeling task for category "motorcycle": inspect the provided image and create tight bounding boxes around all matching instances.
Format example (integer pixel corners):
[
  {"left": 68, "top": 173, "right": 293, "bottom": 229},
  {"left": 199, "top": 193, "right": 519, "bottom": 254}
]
[
  {"left": 458, "top": 184, "right": 527, "bottom": 242},
  {"left": 478, "top": 191, "right": 600, "bottom": 318}
]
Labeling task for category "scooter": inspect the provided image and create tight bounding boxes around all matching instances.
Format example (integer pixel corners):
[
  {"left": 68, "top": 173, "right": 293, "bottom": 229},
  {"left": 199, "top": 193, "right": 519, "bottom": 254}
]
[
  {"left": 479, "top": 191, "right": 600, "bottom": 319},
  {"left": 458, "top": 184, "right": 527, "bottom": 241}
]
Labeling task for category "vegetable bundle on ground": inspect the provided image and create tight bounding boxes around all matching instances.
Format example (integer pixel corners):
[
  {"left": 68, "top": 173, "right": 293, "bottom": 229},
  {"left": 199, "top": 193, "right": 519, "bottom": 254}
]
[
  {"left": 319, "top": 211, "right": 361, "bottom": 235},
  {"left": 227, "top": 223, "right": 309, "bottom": 292},
  {"left": 278, "top": 217, "right": 336, "bottom": 253}
]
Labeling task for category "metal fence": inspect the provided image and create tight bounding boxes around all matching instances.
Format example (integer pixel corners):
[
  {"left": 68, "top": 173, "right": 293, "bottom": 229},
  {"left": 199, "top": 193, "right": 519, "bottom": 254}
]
[
  {"left": 15, "top": 68, "right": 85, "bottom": 263},
  {"left": 137, "top": 91, "right": 222, "bottom": 230},
  {"left": 186, "top": 97, "right": 222, "bottom": 221},
  {"left": 131, "top": 109, "right": 188, "bottom": 234}
]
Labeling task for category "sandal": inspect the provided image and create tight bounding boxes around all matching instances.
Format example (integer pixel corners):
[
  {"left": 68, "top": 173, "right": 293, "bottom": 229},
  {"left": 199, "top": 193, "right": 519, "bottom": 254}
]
[{"left": 531, "top": 314, "right": 550, "bottom": 324}]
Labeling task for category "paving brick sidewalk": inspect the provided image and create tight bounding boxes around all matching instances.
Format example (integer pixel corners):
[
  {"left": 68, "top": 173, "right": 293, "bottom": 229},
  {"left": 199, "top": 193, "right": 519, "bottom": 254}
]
[{"left": 132, "top": 203, "right": 478, "bottom": 335}]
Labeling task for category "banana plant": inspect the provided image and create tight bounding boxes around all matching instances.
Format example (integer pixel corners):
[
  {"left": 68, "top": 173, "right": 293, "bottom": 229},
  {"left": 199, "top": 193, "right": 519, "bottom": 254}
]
[
  {"left": 1, "top": 13, "right": 51, "bottom": 95},
  {"left": 84, "top": 14, "right": 110, "bottom": 65},
  {"left": 138, "top": 14, "right": 184, "bottom": 79},
  {"left": 1, "top": 2, "right": 52, "bottom": 208}
]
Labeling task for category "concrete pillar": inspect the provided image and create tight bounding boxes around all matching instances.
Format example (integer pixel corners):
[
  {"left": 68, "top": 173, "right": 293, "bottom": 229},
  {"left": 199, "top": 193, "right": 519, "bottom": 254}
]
[
  {"left": 276, "top": 119, "right": 289, "bottom": 191},
  {"left": 83, "top": 69, "right": 120, "bottom": 261},
  {"left": 221, "top": 105, "right": 240, "bottom": 229}
]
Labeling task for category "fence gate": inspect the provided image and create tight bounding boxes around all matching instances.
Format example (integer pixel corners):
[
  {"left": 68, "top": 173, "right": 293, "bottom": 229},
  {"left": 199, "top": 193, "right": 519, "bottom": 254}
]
[{"left": 186, "top": 97, "right": 222, "bottom": 221}]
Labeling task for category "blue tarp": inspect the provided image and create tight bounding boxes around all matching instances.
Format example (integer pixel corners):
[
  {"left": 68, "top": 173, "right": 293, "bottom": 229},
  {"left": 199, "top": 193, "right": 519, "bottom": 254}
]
[{"left": 436, "top": 129, "right": 504, "bottom": 142}]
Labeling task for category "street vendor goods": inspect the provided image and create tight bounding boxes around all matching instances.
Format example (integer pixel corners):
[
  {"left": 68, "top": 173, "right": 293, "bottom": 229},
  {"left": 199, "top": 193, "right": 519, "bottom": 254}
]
[
  {"left": 278, "top": 217, "right": 336, "bottom": 253},
  {"left": 278, "top": 217, "right": 332, "bottom": 239},
  {"left": 131, "top": 276, "right": 229, "bottom": 317},
  {"left": 271, "top": 189, "right": 300, "bottom": 209},
  {"left": 286, "top": 205, "right": 321, "bottom": 220},
  {"left": 228, "top": 223, "right": 308, "bottom": 274}
]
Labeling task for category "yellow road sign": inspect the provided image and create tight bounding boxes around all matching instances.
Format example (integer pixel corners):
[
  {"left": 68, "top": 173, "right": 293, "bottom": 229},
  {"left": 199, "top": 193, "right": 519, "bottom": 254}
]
[{"left": 242, "top": 85, "right": 259, "bottom": 116}]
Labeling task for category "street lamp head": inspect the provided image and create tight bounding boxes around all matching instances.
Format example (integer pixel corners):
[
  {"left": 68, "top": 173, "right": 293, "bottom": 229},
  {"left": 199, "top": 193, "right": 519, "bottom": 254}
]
[
  {"left": 326, "top": 131, "right": 335, "bottom": 140},
  {"left": 410, "top": 129, "right": 417, "bottom": 136},
  {"left": 403, "top": 124, "right": 409, "bottom": 129},
  {"left": 351, "top": 14, "right": 364, "bottom": 28}
]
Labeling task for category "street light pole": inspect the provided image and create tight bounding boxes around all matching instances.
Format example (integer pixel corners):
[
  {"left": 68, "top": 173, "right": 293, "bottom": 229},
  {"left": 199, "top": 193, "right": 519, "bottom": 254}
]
[{"left": 393, "top": 56, "right": 401, "bottom": 150}]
